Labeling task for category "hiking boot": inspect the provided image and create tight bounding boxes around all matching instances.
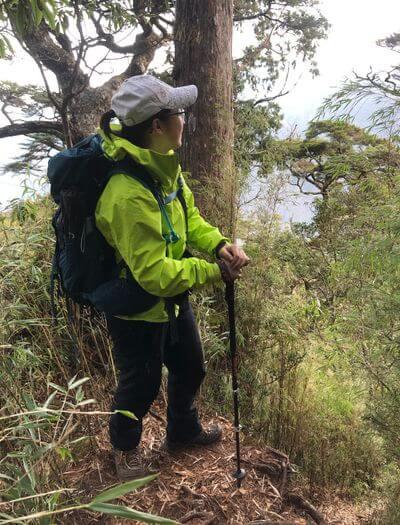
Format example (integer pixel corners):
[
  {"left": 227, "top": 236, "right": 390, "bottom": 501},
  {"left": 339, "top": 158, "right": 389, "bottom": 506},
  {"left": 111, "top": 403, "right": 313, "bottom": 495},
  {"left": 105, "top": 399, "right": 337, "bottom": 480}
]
[
  {"left": 112, "top": 447, "right": 159, "bottom": 481},
  {"left": 162, "top": 423, "right": 223, "bottom": 452}
]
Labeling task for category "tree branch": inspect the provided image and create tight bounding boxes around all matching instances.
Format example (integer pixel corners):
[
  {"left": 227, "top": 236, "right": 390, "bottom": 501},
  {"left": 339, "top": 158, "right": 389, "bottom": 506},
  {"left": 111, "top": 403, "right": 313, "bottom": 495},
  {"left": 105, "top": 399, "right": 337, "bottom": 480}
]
[
  {"left": 0, "top": 121, "right": 63, "bottom": 139},
  {"left": 1, "top": 104, "right": 14, "bottom": 125},
  {"left": 98, "top": 21, "right": 167, "bottom": 93},
  {"left": 233, "top": 10, "right": 287, "bottom": 27},
  {"left": 253, "top": 90, "right": 290, "bottom": 105},
  {"left": 90, "top": 13, "right": 138, "bottom": 53}
]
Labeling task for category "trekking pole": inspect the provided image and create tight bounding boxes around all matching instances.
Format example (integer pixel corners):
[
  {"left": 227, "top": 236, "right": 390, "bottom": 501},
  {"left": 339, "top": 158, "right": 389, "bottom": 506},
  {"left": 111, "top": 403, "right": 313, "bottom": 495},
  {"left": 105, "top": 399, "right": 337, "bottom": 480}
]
[{"left": 225, "top": 280, "right": 246, "bottom": 488}]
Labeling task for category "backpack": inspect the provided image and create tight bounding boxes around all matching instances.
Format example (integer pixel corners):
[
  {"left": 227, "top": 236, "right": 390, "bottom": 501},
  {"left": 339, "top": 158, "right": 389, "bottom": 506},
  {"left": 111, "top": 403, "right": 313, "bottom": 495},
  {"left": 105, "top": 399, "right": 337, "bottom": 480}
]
[{"left": 47, "top": 133, "right": 190, "bottom": 322}]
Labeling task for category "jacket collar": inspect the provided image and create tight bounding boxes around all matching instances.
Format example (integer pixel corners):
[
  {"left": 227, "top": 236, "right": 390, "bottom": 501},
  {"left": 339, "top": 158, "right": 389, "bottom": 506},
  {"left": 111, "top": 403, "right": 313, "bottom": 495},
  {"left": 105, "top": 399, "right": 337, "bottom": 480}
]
[{"left": 97, "top": 123, "right": 181, "bottom": 192}]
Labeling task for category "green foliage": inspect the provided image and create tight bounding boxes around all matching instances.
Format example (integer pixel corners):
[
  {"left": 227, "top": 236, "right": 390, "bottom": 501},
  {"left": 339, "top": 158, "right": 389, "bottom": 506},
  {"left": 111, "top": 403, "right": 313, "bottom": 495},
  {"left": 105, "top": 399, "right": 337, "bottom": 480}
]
[
  {"left": 195, "top": 121, "right": 400, "bottom": 501},
  {"left": 315, "top": 173, "right": 400, "bottom": 460},
  {"left": 234, "top": 98, "right": 282, "bottom": 182},
  {"left": 0, "top": 376, "right": 168, "bottom": 523},
  {"left": 268, "top": 119, "right": 398, "bottom": 198},
  {"left": 0, "top": 196, "right": 177, "bottom": 523},
  {"left": 0, "top": 0, "right": 156, "bottom": 55},
  {"left": 1, "top": 0, "right": 58, "bottom": 52},
  {"left": 366, "top": 464, "right": 400, "bottom": 524},
  {"left": 198, "top": 206, "right": 384, "bottom": 492},
  {"left": 0, "top": 81, "right": 64, "bottom": 177}
]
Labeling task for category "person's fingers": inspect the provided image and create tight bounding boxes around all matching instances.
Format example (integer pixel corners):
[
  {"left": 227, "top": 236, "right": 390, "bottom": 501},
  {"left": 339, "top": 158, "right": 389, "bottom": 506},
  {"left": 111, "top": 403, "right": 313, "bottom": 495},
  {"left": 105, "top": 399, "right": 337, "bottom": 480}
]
[
  {"left": 225, "top": 246, "right": 251, "bottom": 271},
  {"left": 232, "top": 254, "right": 241, "bottom": 265},
  {"left": 230, "top": 259, "right": 242, "bottom": 270},
  {"left": 223, "top": 246, "right": 236, "bottom": 260},
  {"left": 228, "top": 245, "right": 240, "bottom": 256},
  {"left": 225, "top": 250, "right": 237, "bottom": 261},
  {"left": 235, "top": 257, "right": 248, "bottom": 269}
]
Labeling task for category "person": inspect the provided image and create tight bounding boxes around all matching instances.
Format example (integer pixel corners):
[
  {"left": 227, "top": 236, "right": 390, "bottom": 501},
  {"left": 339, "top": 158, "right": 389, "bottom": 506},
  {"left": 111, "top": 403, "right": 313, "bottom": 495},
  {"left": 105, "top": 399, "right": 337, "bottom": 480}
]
[{"left": 95, "top": 74, "right": 250, "bottom": 480}]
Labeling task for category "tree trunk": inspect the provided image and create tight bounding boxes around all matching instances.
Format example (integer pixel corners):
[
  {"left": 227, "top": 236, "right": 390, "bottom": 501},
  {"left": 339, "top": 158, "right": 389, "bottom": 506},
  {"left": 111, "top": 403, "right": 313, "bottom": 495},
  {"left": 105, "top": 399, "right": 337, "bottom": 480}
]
[{"left": 174, "top": 0, "right": 236, "bottom": 239}]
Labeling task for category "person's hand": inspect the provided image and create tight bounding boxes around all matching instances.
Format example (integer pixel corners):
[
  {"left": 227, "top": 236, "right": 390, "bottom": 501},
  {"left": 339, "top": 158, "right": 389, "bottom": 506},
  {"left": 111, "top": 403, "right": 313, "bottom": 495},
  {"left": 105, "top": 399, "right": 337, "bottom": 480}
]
[
  {"left": 218, "top": 242, "right": 251, "bottom": 270},
  {"left": 216, "top": 259, "right": 243, "bottom": 283}
]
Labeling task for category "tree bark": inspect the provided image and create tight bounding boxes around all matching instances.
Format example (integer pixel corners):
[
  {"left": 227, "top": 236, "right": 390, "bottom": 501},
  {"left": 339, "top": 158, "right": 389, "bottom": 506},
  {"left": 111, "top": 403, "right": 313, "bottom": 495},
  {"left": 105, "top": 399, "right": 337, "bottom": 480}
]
[{"left": 174, "top": 0, "right": 236, "bottom": 238}]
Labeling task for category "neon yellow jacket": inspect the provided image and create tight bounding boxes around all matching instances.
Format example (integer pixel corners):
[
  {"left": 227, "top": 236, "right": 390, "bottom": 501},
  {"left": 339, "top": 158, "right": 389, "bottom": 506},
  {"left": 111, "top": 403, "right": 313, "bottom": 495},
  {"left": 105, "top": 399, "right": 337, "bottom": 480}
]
[{"left": 95, "top": 124, "right": 230, "bottom": 322}]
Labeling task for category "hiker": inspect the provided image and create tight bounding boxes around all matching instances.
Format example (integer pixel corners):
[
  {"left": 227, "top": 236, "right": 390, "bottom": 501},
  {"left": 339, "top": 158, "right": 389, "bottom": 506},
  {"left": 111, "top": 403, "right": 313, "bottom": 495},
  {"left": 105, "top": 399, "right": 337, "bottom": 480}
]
[{"left": 95, "top": 74, "right": 250, "bottom": 480}]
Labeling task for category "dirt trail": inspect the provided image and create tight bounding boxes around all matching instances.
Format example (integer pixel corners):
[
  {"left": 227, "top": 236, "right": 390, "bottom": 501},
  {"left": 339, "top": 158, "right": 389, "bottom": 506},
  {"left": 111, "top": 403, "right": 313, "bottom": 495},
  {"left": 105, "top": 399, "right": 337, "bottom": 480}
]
[{"left": 64, "top": 401, "right": 375, "bottom": 525}]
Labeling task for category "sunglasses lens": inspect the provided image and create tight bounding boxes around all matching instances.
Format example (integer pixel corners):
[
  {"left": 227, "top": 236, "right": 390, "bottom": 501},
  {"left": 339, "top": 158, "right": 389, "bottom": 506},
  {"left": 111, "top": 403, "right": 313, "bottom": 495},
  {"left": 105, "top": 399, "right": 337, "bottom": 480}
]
[{"left": 188, "top": 113, "right": 196, "bottom": 134}]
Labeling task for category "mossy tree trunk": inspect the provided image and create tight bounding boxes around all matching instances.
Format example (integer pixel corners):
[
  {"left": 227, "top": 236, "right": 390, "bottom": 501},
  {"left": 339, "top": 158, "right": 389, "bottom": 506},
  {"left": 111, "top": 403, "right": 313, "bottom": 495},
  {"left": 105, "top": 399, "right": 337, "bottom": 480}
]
[{"left": 173, "top": 0, "right": 236, "bottom": 239}]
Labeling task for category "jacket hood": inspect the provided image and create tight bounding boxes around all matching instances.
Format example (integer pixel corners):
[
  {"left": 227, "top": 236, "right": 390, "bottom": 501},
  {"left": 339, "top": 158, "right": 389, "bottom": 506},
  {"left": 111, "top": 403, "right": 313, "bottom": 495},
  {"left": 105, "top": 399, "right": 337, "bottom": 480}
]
[{"left": 97, "top": 122, "right": 182, "bottom": 192}]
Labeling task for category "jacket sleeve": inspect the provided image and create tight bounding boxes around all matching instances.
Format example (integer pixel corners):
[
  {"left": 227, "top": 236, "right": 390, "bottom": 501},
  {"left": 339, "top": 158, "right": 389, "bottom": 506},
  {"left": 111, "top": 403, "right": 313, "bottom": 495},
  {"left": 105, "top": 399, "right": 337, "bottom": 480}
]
[
  {"left": 95, "top": 176, "right": 222, "bottom": 298},
  {"left": 181, "top": 174, "right": 231, "bottom": 258}
]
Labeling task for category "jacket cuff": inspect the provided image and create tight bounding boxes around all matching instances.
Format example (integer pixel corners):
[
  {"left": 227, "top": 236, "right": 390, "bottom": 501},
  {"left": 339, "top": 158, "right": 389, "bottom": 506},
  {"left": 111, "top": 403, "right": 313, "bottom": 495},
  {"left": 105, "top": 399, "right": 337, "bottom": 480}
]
[
  {"left": 213, "top": 239, "right": 229, "bottom": 259},
  {"left": 209, "top": 262, "right": 223, "bottom": 282}
]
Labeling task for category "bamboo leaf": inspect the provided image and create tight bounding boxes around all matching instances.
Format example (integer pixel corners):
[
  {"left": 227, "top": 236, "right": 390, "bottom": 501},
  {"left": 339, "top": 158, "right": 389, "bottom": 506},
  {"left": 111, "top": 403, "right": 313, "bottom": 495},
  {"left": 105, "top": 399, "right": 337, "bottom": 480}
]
[
  {"left": 48, "top": 382, "right": 67, "bottom": 394},
  {"left": 68, "top": 377, "right": 89, "bottom": 390},
  {"left": 115, "top": 409, "right": 137, "bottom": 420},
  {"left": 76, "top": 398, "right": 96, "bottom": 407},
  {"left": 92, "top": 474, "right": 159, "bottom": 503},
  {"left": 0, "top": 473, "right": 16, "bottom": 482},
  {"left": 87, "top": 502, "right": 179, "bottom": 524},
  {"left": 0, "top": 37, "right": 5, "bottom": 58},
  {"left": 43, "top": 390, "right": 57, "bottom": 409},
  {"left": 67, "top": 373, "right": 78, "bottom": 389}
]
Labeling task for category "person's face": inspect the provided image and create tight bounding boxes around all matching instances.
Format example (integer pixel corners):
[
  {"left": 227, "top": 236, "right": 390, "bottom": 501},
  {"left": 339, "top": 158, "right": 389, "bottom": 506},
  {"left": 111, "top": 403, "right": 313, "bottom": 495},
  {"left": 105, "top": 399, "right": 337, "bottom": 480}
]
[{"left": 148, "top": 110, "right": 185, "bottom": 153}]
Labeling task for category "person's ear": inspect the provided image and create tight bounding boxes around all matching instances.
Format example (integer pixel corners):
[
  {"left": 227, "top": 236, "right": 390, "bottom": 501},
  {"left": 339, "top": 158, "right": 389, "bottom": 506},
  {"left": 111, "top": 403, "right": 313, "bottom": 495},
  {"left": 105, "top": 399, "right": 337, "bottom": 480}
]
[{"left": 150, "top": 118, "right": 163, "bottom": 135}]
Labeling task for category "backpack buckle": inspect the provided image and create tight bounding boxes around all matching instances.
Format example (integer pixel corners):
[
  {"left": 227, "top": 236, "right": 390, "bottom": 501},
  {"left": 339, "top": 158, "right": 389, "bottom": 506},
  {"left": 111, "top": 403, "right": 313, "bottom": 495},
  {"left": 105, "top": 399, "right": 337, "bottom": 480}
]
[{"left": 163, "top": 231, "right": 180, "bottom": 244}]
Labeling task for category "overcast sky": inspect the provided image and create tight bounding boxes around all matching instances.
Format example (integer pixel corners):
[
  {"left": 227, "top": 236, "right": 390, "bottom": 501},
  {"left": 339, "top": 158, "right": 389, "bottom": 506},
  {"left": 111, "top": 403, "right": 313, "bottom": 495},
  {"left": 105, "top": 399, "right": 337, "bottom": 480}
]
[{"left": 1, "top": 0, "right": 399, "bottom": 223}]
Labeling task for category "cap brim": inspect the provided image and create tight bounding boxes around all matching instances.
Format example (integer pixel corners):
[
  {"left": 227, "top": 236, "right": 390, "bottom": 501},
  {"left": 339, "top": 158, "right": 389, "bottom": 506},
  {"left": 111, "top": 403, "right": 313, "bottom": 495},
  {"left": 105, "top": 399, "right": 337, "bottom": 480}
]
[{"left": 164, "top": 85, "right": 198, "bottom": 110}]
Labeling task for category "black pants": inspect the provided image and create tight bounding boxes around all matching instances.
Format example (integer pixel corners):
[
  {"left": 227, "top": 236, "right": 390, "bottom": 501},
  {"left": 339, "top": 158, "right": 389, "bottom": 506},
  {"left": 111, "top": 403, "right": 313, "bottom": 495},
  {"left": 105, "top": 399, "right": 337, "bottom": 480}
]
[{"left": 105, "top": 298, "right": 206, "bottom": 451}]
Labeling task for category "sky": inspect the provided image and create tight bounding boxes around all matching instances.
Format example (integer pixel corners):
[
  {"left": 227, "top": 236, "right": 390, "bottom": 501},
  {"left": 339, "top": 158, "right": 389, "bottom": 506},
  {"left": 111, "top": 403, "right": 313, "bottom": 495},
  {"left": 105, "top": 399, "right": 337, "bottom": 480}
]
[{"left": 1, "top": 0, "right": 399, "bottom": 223}]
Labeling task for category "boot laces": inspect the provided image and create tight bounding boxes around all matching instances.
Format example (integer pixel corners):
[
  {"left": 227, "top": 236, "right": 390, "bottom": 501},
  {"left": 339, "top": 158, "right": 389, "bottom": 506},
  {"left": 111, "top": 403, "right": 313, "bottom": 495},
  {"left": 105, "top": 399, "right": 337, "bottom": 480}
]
[{"left": 123, "top": 448, "right": 144, "bottom": 469}]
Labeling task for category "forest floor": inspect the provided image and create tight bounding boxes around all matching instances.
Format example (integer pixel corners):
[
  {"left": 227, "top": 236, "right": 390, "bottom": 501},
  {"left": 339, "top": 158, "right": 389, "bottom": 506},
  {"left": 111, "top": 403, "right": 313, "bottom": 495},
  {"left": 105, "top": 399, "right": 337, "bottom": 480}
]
[{"left": 64, "top": 399, "right": 380, "bottom": 525}]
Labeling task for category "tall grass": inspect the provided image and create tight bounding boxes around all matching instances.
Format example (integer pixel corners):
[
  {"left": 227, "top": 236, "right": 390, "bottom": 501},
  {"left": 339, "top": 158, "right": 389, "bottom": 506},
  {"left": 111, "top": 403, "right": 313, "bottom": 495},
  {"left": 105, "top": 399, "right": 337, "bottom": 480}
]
[
  {"left": 0, "top": 196, "right": 176, "bottom": 523},
  {"left": 197, "top": 210, "right": 385, "bottom": 495}
]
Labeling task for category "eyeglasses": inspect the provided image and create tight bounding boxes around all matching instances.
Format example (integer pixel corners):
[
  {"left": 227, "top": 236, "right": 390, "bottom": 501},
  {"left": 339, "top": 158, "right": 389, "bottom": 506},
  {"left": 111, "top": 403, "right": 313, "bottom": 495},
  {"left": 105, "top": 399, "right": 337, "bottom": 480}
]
[
  {"left": 168, "top": 110, "right": 186, "bottom": 120},
  {"left": 168, "top": 110, "right": 197, "bottom": 134}
]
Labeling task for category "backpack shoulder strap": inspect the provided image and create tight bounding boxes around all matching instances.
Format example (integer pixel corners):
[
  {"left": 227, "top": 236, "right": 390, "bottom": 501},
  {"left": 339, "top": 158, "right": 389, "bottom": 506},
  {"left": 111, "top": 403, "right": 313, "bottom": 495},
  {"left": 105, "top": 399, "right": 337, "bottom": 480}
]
[
  {"left": 107, "top": 157, "right": 159, "bottom": 196},
  {"left": 107, "top": 157, "right": 181, "bottom": 245},
  {"left": 161, "top": 176, "right": 188, "bottom": 239}
]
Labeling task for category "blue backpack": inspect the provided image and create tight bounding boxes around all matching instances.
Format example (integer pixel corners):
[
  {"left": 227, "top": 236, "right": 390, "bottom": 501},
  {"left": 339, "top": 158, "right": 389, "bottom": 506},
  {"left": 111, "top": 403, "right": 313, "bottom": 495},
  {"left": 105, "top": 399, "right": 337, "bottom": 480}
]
[{"left": 47, "top": 133, "right": 190, "bottom": 322}]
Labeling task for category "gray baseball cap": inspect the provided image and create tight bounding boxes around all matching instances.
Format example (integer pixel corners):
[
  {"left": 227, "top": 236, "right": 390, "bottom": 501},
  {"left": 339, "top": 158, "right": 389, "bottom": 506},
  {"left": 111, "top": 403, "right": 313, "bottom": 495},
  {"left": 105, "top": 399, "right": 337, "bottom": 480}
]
[{"left": 111, "top": 74, "right": 198, "bottom": 126}]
